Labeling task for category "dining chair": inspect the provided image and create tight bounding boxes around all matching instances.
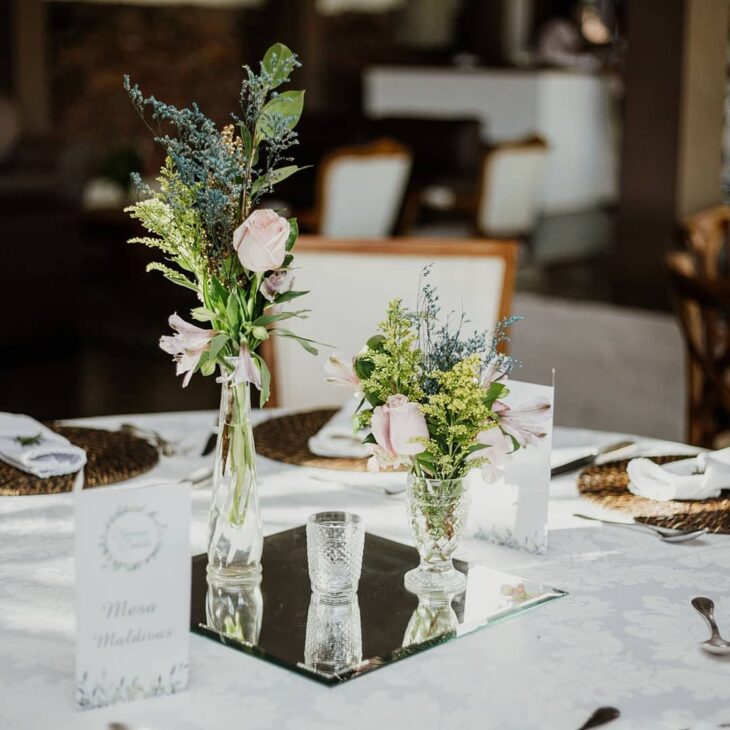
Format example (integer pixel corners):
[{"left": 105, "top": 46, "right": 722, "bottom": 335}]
[
  {"left": 474, "top": 135, "right": 549, "bottom": 240},
  {"left": 263, "top": 236, "right": 519, "bottom": 409},
  {"left": 666, "top": 250, "right": 730, "bottom": 447},
  {"left": 682, "top": 205, "right": 730, "bottom": 278},
  {"left": 299, "top": 138, "right": 412, "bottom": 238}
]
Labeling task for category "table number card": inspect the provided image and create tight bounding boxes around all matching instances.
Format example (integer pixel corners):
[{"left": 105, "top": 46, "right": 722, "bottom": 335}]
[
  {"left": 75, "top": 482, "right": 191, "bottom": 710},
  {"left": 469, "top": 378, "right": 555, "bottom": 554}
]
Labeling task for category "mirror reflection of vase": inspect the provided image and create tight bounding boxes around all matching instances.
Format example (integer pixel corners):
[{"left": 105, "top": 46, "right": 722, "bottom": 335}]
[
  {"left": 304, "top": 594, "right": 362, "bottom": 676},
  {"left": 205, "top": 575, "right": 263, "bottom": 647},
  {"left": 402, "top": 590, "right": 460, "bottom": 648}
]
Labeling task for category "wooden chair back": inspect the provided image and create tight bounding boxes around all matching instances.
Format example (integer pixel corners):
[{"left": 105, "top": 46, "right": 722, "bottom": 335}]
[
  {"left": 263, "top": 236, "right": 519, "bottom": 409},
  {"left": 666, "top": 250, "right": 730, "bottom": 446}
]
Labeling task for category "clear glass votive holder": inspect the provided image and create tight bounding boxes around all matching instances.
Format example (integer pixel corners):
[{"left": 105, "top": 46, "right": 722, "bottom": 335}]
[{"left": 306, "top": 511, "right": 364, "bottom": 600}]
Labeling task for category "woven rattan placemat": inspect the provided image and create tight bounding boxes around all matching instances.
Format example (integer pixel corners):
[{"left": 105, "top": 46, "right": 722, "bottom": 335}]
[
  {"left": 253, "top": 408, "right": 370, "bottom": 472},
  {"left": 577, "top": 455, "right": 730, "bottom": 534},
  {"left": 0, "top": 425, "right": 160, "bottom": 496}
]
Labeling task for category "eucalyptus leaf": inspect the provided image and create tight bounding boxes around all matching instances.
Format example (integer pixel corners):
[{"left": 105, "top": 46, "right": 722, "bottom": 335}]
[
  {"left": 257, "top": 90, "right": 304, "bottom": 137},
  {"left": 261, "top": 43, "right": 297, "bottom": 90}
]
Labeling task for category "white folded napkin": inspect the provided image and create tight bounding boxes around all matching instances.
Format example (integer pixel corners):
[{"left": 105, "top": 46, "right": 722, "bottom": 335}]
[
  {"left": 308, "top": 403, "right": 370, "bottom": 459},
  {"left": 0, "top": 412, "right": 87, "bottom": 478},
  {"left": 627, "top": 448, "right": 730, "bottom": 501}
]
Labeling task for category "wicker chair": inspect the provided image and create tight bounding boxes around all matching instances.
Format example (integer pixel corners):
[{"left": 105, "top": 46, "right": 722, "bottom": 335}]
[{"left": 667, "top": 250, "right": 730, "bottom": 446}]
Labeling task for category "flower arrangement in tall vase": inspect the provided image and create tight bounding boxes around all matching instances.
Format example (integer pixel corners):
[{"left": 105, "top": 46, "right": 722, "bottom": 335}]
[
  {"left": 124, "top": 44, "right": 317, "bottom": 585},
  {"left": 327, "top": 270, "right": 551, "bottom": 595}
]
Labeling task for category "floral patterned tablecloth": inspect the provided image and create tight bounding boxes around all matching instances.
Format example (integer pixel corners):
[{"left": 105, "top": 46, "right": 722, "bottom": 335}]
[{"left": 0, "top": 410, "right": 727, "bottom": 730}]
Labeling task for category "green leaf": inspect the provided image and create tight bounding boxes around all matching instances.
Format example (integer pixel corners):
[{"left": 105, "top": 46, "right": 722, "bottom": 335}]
[
  {"left": 199, "top": 353, "right": 216, "bottom": 377},
  {"left": 251, "top": 166, "right": 302, "bottom": 197},
  {"left": 484, "top": 381, "right": 508, "bottom": 406},
  {"left": 253, "top": 309, "right": 309, "bottom": 327},
  {"left": 271, "top": 166, "right": 302, "bottom": 188},
  {"left": 190, "top": 306, "right": 217, "bottom": 323},
  {"left": 286, "top": 217, "right": 298, "bottom": 251},
  {"left": 272, "top": 328, "right": 320, "bottom": 355},
  {"left": 362, "top": 432, "right": 376, "bottom": 445},
  {"left": 366, "top": 334, "right": 386, "bottom": 352},
  {"left": 226, "top": 291, "right": 241, "bottom": 332},
  {"left": 282, "top": 254, "right": 294, "bottom": 268},
  {"left": 257, "top": 90, "right": 304, "bottom": 137},
  {"left": 209, "top": 276, "right": 229, "bottom": 309},
  {"left": 354, "top": 354, "right": 375, "bottom": 381},
  {"left": 208, "top": 333, "right": 229, "bottom": 361},
  {"left": 273, "top": 288, "right": 308, "bottom": 305},
  {"left": 239, "top": 124, "right": 253, "bottom": 159},
  {"left": 261, "top": 43, "right": 297, "bottom": 89},
  {"left": 253, "top": 353, "right": 271, "bottom": 406}
]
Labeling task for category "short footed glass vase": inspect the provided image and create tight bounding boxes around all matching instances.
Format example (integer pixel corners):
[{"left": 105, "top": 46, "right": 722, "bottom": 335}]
[{"left": 404, "top": 473, "right": 470, "bottom": 595}]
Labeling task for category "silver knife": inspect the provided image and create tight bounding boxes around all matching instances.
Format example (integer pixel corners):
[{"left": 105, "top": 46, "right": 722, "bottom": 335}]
[{"left": 551, "top": 440, "right": 635, "bottom": 477}]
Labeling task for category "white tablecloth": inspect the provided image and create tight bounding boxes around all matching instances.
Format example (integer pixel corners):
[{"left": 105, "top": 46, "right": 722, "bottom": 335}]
[{"left": 1, "top": 410, "right": 728, "bottom": 730}]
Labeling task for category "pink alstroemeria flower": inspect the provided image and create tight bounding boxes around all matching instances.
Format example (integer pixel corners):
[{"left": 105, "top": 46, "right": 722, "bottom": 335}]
[
  {"left": 494, "top": 397, "right": 551, "bottom": 448},
  {"left": 324, "top": 353, "right": 360, "bottom": 390},
  {"left": 368, "top": 395, "right": 429, "bottom": 472},
  {"left": 480, "top": 357, "right": 511, "bottom": 388},
  {"left": 226, "top": 343, "right": 262, "bottom": 390},
  {"left": 159, "top": 313, "right": 216, "bottom": 387},
  {"left": 260, "top": 270, "right": 294, "bottom": 302},
  {"left": 472, "top": 426, "right": 513, "bottom": 483}
]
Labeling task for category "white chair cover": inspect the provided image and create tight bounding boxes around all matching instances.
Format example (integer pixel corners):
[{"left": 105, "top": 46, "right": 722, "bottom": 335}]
[
  {"left": 477, "top": 141, "right": 548, "bottom": 237},
  {"left": 319, "top": 151, "right": 412, "bottom": 238},
  {"left": 271, "top": 239, "right": 515, "bottom": 409}
]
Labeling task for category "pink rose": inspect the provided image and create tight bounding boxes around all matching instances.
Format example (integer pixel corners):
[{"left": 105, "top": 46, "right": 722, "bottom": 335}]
[
  {"left": 368, "top": 395, "right": 429, "bottom": 471},
  {"left": 233, "top": 209, "right": 290, "bottom": 273},
  {"left": 159, "top": 313, "right": 215, "bottom": 387}
]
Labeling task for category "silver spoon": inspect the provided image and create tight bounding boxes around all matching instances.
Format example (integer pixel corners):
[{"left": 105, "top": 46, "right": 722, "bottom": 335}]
[
  {"left": 691, "top": 596, "right": 730, "bottom": 655},
  {"left": 573, "top": 513, "right": 707, "bottom": 543}
]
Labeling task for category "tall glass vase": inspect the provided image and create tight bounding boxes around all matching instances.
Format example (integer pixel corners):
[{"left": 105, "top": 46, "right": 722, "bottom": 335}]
[
  {"left": 404, "top": 473, "right": 470, "bottom": 595},
  {"left": 207, "top": 376, "right": 263, "bottom": 585}
]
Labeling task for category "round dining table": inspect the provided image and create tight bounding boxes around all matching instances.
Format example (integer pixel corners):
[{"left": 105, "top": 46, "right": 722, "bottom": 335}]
[{"left": 1, "top": 410, "right": 728, "bottom": 730}]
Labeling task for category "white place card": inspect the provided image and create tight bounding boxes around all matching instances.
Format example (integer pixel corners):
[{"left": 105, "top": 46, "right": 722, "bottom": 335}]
[
  {"left": 469, "top": 378, "right": 555, "bottom": 554},
  {"left": 75, "top": 482, "right": 191, "bottom": 710}
]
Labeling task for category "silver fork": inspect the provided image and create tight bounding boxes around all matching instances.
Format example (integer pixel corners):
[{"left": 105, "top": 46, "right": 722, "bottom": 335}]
[{"left": 573, "top": 513, "right": 708, "bottom": 543}]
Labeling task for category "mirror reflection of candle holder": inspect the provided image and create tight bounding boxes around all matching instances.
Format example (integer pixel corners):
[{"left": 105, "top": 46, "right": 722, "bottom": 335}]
[
  {"left": 205, "top": 574, "right": 263, "bottom": 647},
  {"left": 304, "top": 593, "right": 362, "bottom": 676},
  {"left": 402, "top": 589, "right": 461, "bottom": 648},
  {"left": 306, "top": 511, "right": 364, "bottom": 601}
]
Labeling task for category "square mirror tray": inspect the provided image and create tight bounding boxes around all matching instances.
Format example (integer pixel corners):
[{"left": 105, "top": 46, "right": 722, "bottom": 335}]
[{"left": 191, "top": 527, "right": 566, "bottom": 686}]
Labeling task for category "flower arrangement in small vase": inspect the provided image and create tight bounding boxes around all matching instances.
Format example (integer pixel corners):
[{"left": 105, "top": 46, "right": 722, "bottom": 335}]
[
  {"left": 327, "top": 273, "right": 551, "bottom": 594},
  {"left": 124, "top": 44, "right": 317, "bottom": 584}
]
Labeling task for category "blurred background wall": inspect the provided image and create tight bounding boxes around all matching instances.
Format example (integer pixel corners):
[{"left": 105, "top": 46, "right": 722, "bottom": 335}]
[{"left": 1, "top": 0, "right": 729, "bottom": 442}]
